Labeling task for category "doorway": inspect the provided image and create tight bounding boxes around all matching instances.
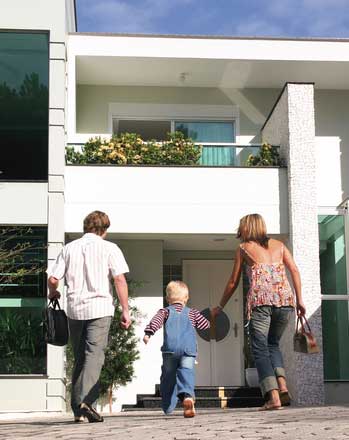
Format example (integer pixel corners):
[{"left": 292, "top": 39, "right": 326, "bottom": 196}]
[{"left": 183, "top": 260, "right": 244, "bottom": 386}]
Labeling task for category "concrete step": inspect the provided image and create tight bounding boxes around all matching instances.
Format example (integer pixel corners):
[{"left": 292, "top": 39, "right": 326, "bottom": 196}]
[{"left": 122, "top": 387, "right": 264, "bottom": 411}]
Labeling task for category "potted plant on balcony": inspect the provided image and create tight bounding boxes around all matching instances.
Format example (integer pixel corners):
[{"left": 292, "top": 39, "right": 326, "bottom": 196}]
[
  {"left": 66, "top": 132, "right": 202, "bottom": 166},
  {"left": 246, "top": 142, "right": 283, "bottom": 167}
]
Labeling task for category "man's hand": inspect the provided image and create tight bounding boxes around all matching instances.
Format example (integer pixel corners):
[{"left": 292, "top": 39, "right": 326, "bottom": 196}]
[
  {"left": 120, "top": 309, "right": 131, "bottom": 329},
  {"left": 48, "top": 290, "right": 61, "bottom": 300},
  {"left": 143, "top": 335, "right": 150, "bottom": 345}
]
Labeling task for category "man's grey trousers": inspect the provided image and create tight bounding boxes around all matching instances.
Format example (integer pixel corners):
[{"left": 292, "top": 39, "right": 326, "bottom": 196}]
[{"left": 68, "top": 316, "right": 111, "bottom": 416}]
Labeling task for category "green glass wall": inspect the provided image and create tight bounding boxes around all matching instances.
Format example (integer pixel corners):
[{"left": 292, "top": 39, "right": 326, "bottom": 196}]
[
  {"left": 0, "top": 226, "right": 47, "bottom": 374},
  {"left": 0, "top": 32, "right": 49, "bottom": 180},
  {"left": 319, "top": 215, "right": 349, "bottom": 380}
]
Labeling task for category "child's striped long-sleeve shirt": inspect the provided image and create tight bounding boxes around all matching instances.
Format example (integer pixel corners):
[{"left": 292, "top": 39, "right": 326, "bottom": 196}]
[{"left": 144, "top": 303, "right": 210, "bottom": 336}]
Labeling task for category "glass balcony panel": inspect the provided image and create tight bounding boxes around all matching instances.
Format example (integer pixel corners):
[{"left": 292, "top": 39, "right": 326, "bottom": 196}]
[{"left": 66, "top": 144, "right": 279, "bottom": 167}]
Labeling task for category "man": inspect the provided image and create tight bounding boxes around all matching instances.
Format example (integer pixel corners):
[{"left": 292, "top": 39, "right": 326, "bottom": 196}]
[{"left": 47, "top": 210, "right": 130, "bottom": 423}]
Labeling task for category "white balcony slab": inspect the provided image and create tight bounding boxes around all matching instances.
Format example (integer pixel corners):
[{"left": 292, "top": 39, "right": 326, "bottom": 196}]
[{"left": 65, "top": 166, "right": 288, "bottom": 235}]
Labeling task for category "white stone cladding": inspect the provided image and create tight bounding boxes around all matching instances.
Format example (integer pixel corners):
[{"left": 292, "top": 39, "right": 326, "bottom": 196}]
[{"left": 262, "top": 83, "right": 324, "bottom": 405}]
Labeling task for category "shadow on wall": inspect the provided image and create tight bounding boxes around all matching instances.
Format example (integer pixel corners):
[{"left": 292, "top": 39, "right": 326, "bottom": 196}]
[{"left": 314, "top": 90, "right": 349, "bottom": 201}]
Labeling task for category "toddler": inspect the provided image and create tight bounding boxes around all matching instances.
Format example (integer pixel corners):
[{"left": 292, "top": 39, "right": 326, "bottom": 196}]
[{"left": 143, "top": 280, "right": 210, "bottom": 417}]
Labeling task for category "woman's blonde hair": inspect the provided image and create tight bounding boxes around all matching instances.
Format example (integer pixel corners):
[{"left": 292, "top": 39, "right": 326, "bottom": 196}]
[
  {"left": 166, "top": 280, "right": 189, "bottom": 304},
  {"left": 237, "top": 213, "right": 269, "bottom": 248}
]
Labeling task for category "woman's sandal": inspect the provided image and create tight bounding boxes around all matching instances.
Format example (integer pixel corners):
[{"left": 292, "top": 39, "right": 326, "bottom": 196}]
[
  {"left": 258, "top": 403, "right": 284, "bottom": 411},
  {"left": 279, "top": 390, "right": 292, "bottom": 406}
]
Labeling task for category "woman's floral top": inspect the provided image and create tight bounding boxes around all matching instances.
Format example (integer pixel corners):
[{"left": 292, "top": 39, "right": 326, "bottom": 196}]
[{"left": 241, "top": 244, "right": 295, "bottom": 319}]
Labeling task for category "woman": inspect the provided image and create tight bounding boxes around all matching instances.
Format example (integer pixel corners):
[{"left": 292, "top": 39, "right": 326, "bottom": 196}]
[{"left": 212, "top": 213, "right": 306, "bottom": 410}]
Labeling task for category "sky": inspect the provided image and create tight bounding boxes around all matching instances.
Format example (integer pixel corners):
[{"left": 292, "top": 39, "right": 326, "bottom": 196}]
[{"left": 76, "top": 0, "right": 349, "bottom": 38}]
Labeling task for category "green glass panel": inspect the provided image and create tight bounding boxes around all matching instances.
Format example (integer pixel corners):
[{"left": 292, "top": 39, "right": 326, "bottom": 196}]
[
  {"left": 0, "top": 32, "right": 49, "bottom": 180},
  {"left": 0, "top": 307, "right": 46, "bottom": 374},
  {"left": 0, "top": 298, "right": 46, "bottom": 308},
  {"left": 175, "top": 121, "right": 236, "bottom": 166},
  {"left": 318, "top": 215, "right": 347, "bottom": 295},
  {"left": 321, "top": 300, "right": 349, "bottom": 380},
  {"left": 319, "top": 215, "right": 349, "bottom": 380}
]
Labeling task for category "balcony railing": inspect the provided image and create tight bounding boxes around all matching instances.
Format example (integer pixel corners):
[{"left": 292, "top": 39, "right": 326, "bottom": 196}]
[{"left": 66, "top": 143, "right": 280, "bottom": 167}]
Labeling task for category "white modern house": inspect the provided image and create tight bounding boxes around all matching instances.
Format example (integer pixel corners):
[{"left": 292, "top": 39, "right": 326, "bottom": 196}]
[{"left": 1, "top": 0, "right": 349, "bottom": 413}]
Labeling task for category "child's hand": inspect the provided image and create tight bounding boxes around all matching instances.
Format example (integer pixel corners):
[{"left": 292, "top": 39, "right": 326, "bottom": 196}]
[{"left": 143, "top": 335, "right": 150, "bottom": 344}]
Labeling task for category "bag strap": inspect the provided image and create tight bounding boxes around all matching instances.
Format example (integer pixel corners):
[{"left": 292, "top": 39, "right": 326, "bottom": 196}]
[
  {"left": 48, "top": 298, "right": 61, "bottom": 310},
  {"left": 297, "top": 315, "right": 312, "bottom": 333}
]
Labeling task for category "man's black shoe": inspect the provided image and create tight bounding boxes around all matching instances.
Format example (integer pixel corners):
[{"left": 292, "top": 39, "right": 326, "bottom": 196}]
[{"left": 79, "top": 402, "right": 104, "bottom": 423}]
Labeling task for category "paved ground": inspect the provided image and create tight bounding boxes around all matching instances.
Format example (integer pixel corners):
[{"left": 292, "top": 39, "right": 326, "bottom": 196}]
[{"left": 1, "top": 406, "right": 349, "bottom": 440}]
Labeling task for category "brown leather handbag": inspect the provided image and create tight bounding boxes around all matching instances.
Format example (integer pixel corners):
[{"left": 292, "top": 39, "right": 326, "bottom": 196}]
[{"left": 294, "top": 316, "right": 320, "bottom": 354}]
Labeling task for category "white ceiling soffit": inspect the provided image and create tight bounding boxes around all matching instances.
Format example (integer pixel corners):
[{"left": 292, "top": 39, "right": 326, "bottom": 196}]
[{"left": 76, "top": 56, "right": 349, "bottom": 89}]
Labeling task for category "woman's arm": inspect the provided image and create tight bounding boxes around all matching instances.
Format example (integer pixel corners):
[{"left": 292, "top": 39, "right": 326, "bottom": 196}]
[
  {"left": 283, "top": 245, "right": 306, "bottom": 316},
  {"left": 212, "top": 247, "right": 243, "bottom": 316}
]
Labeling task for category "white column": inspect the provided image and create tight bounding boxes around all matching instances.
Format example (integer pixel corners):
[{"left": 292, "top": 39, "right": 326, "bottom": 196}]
[{"left": 262, "top": 83, "right": 324, "bottom": 405}]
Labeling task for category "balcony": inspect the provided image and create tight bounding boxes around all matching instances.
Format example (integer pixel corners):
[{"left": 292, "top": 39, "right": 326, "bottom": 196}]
[
  {"left": 66, "top": 142, "right": 281, "bottom": 167},
  {"left": 64, "top": 142, "right": 288, "bottom": 235}
]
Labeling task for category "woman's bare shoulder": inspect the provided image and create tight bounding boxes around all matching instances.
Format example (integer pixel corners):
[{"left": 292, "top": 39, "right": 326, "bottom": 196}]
[{"left": 268, "top": 238, "right": 284, "bottom": 249}]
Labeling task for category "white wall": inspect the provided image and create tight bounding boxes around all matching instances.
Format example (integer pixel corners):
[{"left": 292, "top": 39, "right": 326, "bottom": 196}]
[
  {"left": 314, "top": 90, "right": 349, "bottom": 206},
  {"left": 108, "top": 240, "right": 163, "bottom": 410},
  {"left": 75, "top": 85, "right": 279, "bottom": 144},
  {"left": 65, "top": 166, "right": 288, "bottom": 235},
  {"left": 0, "top": 183, "right": 48, "bottom": 224},
  {"left": 0, "top": 0, "right": 69, "bottom": 413}
]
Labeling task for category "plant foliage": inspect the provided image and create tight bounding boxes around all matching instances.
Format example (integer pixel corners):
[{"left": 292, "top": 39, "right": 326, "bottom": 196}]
[
  {"left": 66, "top": 132, "right": 202, "bottom": 166},
  {"left": 65, "top": 280, "right": 141, "bottom": 412},
  {"left": 246, "top": 143, "right": 283, "bottom": 167}
]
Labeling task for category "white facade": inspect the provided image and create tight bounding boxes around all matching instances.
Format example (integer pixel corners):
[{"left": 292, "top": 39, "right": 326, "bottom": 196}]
[
  {"left": 0, "top": 0, "right": 75, "bottom": 412},
  {"left": 2, "top": 0, "right": 349, "bottom": 413}
]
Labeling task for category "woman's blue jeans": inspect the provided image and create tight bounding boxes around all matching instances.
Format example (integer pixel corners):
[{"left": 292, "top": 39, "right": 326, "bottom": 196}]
[
  {"left": 249, "top": 305, "right": 293, "bottom": 398},
  {"left": 160, "top": 353, "right": 195, "bottom": 414}
]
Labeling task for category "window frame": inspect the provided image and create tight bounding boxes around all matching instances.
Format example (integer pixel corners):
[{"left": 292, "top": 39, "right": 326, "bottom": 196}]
[{"left": 319, "top": 208, "right": 349, "bottom": 382}]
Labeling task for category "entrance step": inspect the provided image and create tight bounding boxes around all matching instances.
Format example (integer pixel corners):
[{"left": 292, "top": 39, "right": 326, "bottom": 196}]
[{"left": 122, "top": 386, "right": 264, "bottom": 411}]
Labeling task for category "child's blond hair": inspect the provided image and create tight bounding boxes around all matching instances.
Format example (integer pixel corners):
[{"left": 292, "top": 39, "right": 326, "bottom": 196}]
[{"left": 166, "top": 280, "right": 189, "bottom": 304}]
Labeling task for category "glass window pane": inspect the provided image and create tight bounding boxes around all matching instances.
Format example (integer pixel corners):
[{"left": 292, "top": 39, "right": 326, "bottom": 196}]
[
  {"left": 322, "top": 300, "right": 349, "bottom": 380},
  {"left": 0, "top": 226, "right": 47, "bottom": 298},
  {"left": 0, "top": 307, "right": 46, "bottom": 374},
  {"left": 0, "top": 32, "right": 49, "bottom": 180},
  {"left": 115, "top": 120, "right": 171, "bottom": 141},
  {"left": 318, "top": 215, "right": 347, "bottom": 295},
  {"left": 174, "top": 121, "right": 235, "bottom": 143}
]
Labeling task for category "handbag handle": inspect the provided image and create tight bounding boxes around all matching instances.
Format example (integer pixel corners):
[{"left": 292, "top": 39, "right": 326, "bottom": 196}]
[
  {"left": 48, "top": 298, "right": 61, "bottom": 310},
  {"left": 296, "top": 315, "right": 312, "bottom": 333}
]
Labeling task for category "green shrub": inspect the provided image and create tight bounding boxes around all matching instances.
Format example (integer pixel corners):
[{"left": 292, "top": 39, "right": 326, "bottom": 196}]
[
  {"left": 66, "top": 132, "right": 202, "bottom": 166},
  {"left": 246, "top": 143, "right": 283, "bottom": 166},
  {"left": 65, "top": 280, "right": 142, "bottom": 413}
]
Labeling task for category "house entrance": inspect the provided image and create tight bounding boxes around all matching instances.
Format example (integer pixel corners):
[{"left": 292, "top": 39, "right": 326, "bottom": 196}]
[{"left": 183, "top": 260, "right": 244, "bottom": 386}]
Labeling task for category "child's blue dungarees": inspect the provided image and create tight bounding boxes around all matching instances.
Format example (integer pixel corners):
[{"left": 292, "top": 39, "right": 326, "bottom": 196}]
[{"left": 160, "top": 305, "right": 197, "bottom": 414}]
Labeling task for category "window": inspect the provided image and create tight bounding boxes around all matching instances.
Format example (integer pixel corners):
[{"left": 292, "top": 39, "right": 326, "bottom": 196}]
[
  {"left": 0, "top": 226, "right": 47, "bottom": 374},
  {"left": 113, "top": 118, "right": 236, "bottom": 165},
  {"left": 114, "top": 120, "right": 171, "bottom": 141},
  {"left": 175, "top": 121, "right": 236, "bottom": 165},
  {"left": 319, "top": 215, "right": 349, "bottom": 380},
  {"left": 0, "top": 32, "right": 49, "bottom": 180}
]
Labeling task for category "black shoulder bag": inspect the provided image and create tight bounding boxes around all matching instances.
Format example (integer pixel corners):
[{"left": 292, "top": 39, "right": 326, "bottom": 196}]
[{"left": 44, "top": 299, "right": 69, "bottom": 346}]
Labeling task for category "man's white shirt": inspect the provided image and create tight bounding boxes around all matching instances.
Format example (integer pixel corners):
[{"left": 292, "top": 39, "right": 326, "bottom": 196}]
[{"left": 47, "top": 233, "right": 129, "bottom": 320}]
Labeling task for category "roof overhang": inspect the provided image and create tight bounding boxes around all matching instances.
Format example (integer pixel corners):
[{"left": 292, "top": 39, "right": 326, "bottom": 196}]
[{"left": 68, "top": 34, "right": 349, "bottom": 89}]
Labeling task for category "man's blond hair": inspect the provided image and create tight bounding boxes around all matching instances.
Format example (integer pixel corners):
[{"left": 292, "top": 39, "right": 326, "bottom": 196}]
[{"left": 166, "top": 280, "right": 189, "bottom": 304}]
